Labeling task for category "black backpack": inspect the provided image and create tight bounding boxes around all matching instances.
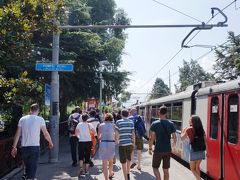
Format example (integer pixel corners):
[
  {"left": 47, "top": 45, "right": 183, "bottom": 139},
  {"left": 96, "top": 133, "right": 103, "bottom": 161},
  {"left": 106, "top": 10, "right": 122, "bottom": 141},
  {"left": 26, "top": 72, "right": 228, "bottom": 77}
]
[
  {"left": 191, "top": 134, "right": 206, "bottom": 152},
  {"left": 69, "top": 114, "right": 80, "bottom": 134}
]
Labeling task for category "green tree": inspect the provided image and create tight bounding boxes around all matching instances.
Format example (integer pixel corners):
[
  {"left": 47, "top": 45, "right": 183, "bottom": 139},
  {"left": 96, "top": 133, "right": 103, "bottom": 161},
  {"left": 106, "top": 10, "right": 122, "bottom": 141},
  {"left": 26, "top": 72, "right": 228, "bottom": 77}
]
[
  {"left": 176, "top": 60, "right": 214, "bottom": 92},
  {"left": 30, "top": 0, "right": 130, "bottom": 120},
  {"left": 149, "top": 78, "right": 170, "bottom": 99},
  {"left": 0, "top": 0, "right": 64, "bottom": 77},
  {"left": 213, "top": 31, "right": 240, "bottom": 80}
]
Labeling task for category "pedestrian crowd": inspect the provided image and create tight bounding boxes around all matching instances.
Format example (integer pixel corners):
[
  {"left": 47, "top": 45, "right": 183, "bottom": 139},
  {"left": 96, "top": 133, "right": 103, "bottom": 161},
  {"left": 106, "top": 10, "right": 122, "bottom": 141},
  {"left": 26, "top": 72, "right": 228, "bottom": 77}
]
[{"left": 11, "top": 103, "right": 206, "bottom": 180}]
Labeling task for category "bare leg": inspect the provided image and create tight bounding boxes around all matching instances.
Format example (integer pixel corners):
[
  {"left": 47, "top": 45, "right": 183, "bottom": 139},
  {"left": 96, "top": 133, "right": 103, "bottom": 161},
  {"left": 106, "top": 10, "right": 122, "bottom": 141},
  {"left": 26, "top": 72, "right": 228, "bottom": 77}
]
[
  {"left": 127, "top": 160, "right": 131, "bottom": 174},
  {"left": 121, "top": 163, "right": 128, "bottom": 180},
  {"left": 137, "top": 150, "right": 142, "bottom": 169},
  {"left": 163, "top": 169, "right": 169, "bottom": 180},
  {"left": 102, "top": 160, "right": 108, "bottom": 180},
  {"left": 153, "top": 168, "right": 161, "bottom": 180},
  {"left": 108, "top": 159, "right": 114, "bottom": 177},
  {"left": 79, "top": 160, "right": 84, "bottom": 169},
  {"left": 195, "top": 160, "right": 202, "bottom": 179},
  {"left": 190, "top": 161, "right": 201, "bottom": 180}
]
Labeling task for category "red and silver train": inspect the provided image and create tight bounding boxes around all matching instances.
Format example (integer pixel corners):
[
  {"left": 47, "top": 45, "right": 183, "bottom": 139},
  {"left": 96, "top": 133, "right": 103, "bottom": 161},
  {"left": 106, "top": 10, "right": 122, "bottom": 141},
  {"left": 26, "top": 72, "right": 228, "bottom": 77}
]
[{"left": 135, "top": 79, "right": 240, "bottom": 180}]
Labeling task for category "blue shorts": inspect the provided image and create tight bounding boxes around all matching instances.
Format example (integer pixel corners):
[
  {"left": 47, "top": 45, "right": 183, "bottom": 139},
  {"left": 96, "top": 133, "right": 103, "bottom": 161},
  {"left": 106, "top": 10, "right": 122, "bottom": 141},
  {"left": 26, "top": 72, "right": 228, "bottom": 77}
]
[
  {"left": 21, "top": 146, "right": 40, "bottom": 179},
  {"left": 189, "top": 147, "right": 205, "bottom": 161}
]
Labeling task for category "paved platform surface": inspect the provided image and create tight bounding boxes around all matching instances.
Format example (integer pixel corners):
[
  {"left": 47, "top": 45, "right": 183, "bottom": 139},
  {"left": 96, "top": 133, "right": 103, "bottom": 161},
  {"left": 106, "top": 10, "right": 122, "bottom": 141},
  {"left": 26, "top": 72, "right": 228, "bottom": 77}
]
[{"left": 9, "top": 137, "right": 196, "bottom": 180}]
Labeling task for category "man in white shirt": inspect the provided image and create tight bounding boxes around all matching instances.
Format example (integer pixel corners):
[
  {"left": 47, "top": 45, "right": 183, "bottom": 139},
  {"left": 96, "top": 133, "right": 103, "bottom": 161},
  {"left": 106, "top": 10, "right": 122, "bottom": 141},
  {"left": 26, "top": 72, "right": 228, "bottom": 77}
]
[{"left": 11, "top": 103, "right": 53, "bottom": 180}]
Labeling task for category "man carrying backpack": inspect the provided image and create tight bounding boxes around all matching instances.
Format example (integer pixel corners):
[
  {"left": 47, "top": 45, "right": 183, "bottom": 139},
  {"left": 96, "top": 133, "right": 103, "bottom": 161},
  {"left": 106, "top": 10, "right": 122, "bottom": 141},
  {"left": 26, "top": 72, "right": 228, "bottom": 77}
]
[
  {"left": 129, "top": 108, "right": 146, "bottom": 170},
  {"left": 68, "top": 106, "right": 82, "bottom": 167}
]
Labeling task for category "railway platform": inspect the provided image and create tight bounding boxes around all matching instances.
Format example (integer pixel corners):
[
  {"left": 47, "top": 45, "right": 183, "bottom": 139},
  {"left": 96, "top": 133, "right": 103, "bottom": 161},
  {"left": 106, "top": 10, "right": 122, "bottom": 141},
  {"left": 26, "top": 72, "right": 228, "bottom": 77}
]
[{"left": 4, "top": 137, "right": 196, "bottom": 180}]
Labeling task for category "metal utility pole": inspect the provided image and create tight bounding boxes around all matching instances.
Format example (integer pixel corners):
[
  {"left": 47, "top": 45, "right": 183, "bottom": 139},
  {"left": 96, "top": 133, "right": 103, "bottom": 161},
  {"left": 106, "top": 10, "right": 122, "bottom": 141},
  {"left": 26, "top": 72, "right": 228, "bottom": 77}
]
[
  {"left": 99, "top": 71, "right": 103, "bottom": 113},
  {"left": 49, "top": 32, "right": 60, "bottom": 163}
]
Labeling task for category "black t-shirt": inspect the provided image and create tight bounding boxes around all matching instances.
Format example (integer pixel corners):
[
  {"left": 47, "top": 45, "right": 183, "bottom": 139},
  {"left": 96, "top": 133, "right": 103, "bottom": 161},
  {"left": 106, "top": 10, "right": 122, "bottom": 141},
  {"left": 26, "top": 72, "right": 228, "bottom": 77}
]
[{"left": 150, "top": 119, "right": 176, "bottom": 153}]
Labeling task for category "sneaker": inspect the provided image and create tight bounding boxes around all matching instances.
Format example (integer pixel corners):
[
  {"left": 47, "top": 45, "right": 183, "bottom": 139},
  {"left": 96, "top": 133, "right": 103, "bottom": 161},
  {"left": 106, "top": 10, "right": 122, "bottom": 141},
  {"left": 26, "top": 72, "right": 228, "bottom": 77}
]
[
  {"left": 130, "top": 163, "right": 136, "bottom": 169},
  {"left": 85, "top": 171, "right": 89, "bottom": 175},
  {"left": 78, "top": 168, "right": 85, "bottom": 177}
]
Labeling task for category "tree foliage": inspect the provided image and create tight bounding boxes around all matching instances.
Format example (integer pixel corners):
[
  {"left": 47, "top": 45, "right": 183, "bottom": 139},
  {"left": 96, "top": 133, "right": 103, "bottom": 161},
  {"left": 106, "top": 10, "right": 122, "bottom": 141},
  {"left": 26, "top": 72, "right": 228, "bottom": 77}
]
[
  {"left": 149, "top": 78, "right": 170, "bottom": 100},
  {"left": 176, "top": 60, "right": 214, "bottom": 92},
  {"left": 213, "top": 31, "right": 240, "bottom": 80},
  {"left": 0, "top": 0, "right": 131, "bottom": 122},
  {"left": 0, "top": 0, "right": 64, "bottom": 77}
]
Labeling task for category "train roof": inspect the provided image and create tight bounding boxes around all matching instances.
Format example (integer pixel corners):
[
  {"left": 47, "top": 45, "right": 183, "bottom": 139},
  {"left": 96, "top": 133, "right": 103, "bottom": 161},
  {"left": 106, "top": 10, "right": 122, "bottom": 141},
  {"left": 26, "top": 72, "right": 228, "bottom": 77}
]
[
  {"left": 138, "top": 90, "right": 193, "bottom": 107},
  {"left": 196, "top": 79, "right": 240, "bottom": 96}
]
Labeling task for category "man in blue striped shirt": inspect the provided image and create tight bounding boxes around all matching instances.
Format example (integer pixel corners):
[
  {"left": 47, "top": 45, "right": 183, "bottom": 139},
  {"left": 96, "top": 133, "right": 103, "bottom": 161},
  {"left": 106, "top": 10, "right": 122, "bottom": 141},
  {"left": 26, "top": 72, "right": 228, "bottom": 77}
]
[{"left": 116, "top": 109, "right": 135, "bottom": 180}]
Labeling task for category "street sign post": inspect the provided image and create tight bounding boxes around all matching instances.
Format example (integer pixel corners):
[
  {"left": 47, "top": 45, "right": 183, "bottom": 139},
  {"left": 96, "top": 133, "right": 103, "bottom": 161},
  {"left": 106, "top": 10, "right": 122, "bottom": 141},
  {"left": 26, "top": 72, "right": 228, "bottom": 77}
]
[
  {"left": 45, "top": 84, "right": 51, "bottom": 106},
  {"left": 35, "top": 63, "right": 73, "bottom": 72}
]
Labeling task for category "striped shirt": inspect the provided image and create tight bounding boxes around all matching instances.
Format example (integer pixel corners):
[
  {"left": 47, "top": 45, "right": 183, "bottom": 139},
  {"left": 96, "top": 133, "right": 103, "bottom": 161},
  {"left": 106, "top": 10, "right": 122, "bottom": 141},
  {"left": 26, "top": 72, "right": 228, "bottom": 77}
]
[{"left": 115, "top": 118, "right": 134, "bottom": 146}]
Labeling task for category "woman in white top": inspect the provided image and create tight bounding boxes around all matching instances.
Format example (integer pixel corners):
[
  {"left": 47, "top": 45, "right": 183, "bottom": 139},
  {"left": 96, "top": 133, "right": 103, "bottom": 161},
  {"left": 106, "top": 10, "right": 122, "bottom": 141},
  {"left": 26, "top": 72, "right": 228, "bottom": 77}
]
[{"left": 75, "top": 113, "right": 95, "bottom": 176}]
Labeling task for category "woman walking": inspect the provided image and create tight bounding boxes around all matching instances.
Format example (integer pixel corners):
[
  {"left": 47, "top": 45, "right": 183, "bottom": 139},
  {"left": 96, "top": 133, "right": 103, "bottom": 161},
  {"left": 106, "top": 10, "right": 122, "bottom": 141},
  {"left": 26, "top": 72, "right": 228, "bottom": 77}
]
[
  {"left": 75, "top": 113, "right": 95, "bottom": 176},
  {"left": 181, "top": 115, "right": 206, "bottom": 180},
  {"left": 98, "top": 113, "right": 116, "bottom": 179}
]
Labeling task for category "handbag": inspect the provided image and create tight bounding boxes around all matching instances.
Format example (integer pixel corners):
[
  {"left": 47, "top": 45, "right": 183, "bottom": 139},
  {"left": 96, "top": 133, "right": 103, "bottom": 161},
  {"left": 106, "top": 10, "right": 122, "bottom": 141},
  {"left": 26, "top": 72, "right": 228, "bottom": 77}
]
[{"left": 88, "top": 124, "right": 97, "bottom": 157}]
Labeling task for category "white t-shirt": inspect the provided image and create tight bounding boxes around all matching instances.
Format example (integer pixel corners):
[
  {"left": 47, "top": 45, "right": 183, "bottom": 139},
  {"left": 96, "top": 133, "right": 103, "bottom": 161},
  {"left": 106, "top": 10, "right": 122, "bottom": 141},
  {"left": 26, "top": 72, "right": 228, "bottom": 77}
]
[
  {"left": 18, "top": 115, "right": 46, "bottom": 147},
  {"left": 76, "top": 122, "right": 94, "bottom": 142}
]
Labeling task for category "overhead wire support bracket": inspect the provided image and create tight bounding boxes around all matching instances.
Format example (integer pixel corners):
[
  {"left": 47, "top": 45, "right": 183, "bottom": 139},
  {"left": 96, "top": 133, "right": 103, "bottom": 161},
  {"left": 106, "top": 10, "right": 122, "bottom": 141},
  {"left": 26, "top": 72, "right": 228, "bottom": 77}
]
[{"left": 181, "top": 7, "right": 228, "bottom": 48}]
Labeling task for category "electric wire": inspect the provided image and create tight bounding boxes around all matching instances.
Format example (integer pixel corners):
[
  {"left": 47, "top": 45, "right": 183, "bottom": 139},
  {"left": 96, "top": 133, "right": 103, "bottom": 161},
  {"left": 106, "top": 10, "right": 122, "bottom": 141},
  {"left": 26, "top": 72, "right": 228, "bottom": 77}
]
[
  {"left": 163, "top": 33, "right": 240, "bottom": 83},
  {"left": 138, "top": 0, "right": 237, "bottom": 91},
  {"left": 151, "top": 0, "right": 203, "bottom": 23}
]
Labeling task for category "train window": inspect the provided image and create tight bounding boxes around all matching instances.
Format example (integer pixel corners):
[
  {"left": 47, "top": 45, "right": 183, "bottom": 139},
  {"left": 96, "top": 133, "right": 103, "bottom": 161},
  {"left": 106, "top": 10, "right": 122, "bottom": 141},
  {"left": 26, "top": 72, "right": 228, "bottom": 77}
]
[
  {"left": 172, "top": 102, "right": 183, "bottom": 121},
  {"left": 165, "top": 104, "right": 172, "bottom": 119},
  {"left": 210, "top": 97, "right": 219, "bottom": 139},
  {"left": 151, "top": 106, "right": 158, "bottom": 118},
  {"left": 227, "top": 94, "right": 239, "bottom": 144}
]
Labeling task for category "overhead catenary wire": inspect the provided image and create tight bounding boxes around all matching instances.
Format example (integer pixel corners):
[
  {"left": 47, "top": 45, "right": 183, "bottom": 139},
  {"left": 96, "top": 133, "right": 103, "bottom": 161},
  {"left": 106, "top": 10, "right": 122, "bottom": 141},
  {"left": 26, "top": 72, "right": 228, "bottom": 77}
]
[
  {"left": 137, "top": 0, "right": 237, "bottom": 91},
  {"left": 163, "top": 33, "right": 240, "bottom": 83},
  {"left": 151, "top": 0, "right": 203, "bottom": 23}
]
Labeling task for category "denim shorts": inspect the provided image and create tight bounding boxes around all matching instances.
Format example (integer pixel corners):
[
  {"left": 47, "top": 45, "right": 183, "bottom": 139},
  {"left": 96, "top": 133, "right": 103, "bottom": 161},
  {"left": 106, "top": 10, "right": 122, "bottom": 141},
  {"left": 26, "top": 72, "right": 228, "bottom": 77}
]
[
  {"left": 21, "top": 146, "right": 40, "bottom": 179},
  {"left": 189, "top": 147, "right": 205, "bottom": 161}
]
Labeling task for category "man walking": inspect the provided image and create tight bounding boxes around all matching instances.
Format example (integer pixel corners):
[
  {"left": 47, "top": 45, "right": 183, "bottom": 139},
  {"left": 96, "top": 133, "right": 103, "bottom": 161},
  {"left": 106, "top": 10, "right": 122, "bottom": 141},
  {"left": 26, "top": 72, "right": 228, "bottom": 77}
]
[
  {"left": 11, "top": 103, "right": 53, "bottom": 180},
  {"left": 115, "top": 109, "right": 135, "bottom": 180},
  {"left": 148, "top": 105, "right": 176, "bottom": 180},
  {"left": 68, "top": 106, "right": 82, "bottom": 167},
  {"left": 129, "top": 108, "right": 145, "bottom": 170}
]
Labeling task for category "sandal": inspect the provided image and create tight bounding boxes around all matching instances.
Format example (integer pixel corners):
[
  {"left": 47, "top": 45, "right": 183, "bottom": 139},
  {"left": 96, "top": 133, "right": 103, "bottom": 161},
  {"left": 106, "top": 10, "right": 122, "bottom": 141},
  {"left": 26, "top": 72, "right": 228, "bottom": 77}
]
[{"left": 109, "top": 172, "right": 115, "bottom": 179}]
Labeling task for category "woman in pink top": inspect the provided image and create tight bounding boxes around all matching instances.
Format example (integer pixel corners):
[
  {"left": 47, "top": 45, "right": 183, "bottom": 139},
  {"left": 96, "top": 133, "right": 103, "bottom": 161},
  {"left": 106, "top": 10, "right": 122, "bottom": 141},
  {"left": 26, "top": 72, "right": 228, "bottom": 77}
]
[{"left": 181, "top": 115, "right": 206, "bottom": 180}]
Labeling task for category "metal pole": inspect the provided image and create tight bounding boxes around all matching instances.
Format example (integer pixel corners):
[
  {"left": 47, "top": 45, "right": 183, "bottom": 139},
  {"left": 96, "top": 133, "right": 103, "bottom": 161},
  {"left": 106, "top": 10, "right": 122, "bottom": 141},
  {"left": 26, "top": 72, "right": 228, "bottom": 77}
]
[
  {"left": 49, "top": 32, "right": 60, "bottom": 163},
  {"left": 60, "top": 24, "right": 227, "bottom": 30},
  {"left": 99, "top": 71, "right": 102, "bottom": 114}
]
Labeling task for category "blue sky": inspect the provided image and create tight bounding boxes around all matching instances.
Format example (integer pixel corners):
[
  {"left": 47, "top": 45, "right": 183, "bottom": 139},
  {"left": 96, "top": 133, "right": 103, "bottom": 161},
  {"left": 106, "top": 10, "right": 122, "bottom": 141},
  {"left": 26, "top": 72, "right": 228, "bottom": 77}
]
[{"left": 114, "top": 0, "right": 240, "bottom": 105}]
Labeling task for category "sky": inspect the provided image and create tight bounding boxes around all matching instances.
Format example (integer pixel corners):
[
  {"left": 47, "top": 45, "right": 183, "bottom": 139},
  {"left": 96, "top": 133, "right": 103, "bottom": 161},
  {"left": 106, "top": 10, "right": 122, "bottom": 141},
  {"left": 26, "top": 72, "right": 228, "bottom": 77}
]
[{"left": 114, "top": 0, "right": 240, "bottom": 106}]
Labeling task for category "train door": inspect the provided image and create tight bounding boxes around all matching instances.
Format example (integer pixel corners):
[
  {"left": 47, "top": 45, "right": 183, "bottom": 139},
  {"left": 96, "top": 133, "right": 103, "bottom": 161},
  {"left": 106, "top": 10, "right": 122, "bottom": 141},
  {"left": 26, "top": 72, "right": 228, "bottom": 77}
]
[
  {"left": 224, "top": 93, "right": 240, "bottom": 180},
  {"left": 207, "top": 95, "right": 222, "bottom": 179}
]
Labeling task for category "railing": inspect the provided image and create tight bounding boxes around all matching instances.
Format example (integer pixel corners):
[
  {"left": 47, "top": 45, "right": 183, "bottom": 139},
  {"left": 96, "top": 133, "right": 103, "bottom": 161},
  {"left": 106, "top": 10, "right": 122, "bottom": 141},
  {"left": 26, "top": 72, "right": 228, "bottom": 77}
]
[
  {"left": 0, "top": 120, "right": 68, "bottom": 178},
  {"left": 0, "top": 137, "right": 21, "bottom": 177}
]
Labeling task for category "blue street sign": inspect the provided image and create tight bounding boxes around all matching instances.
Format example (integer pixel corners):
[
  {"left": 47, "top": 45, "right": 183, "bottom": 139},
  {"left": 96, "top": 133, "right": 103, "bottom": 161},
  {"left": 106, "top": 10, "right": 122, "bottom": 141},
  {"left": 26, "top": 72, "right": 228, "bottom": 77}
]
[
  {"left": 45, "top": 84, "right": 51, "bottom": 106},
  {"left": 35, "top": 63, "right": 73, "bottom": 72}
]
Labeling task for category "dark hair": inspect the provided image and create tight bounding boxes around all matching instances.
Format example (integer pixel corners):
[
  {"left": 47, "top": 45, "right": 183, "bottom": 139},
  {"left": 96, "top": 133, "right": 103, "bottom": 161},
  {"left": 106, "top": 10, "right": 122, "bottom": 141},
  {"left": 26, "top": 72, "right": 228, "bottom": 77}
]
[
  {"left": 121, "top": 109, "right": 129, "bottom": 117},
  {"left": 75, "top": 106, "right": 82, "bottom": 114},
  {"left": 105, "top": 113, "right": 113, "bottom": 122},
  {"left": 30, "top": 103, "right": 39, "bottom": 112},
  {"left": 89, "top": 110, "right": 96, "bottom": 117},
  {"left": 82, "top": 113, "right": 89, "bottom": 122},
  {"left": 191, "top": 115, "right": 204, "bottom": 137},
  {"left": 159, "top": 105, "right": 167, "bottom": 115}
]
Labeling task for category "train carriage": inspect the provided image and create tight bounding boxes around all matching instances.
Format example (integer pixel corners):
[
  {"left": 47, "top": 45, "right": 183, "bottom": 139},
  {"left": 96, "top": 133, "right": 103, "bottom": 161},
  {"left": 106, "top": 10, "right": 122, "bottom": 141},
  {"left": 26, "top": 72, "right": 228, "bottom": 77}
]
[{"left": 135, "top": 79, "right": 240, "bottom": 180}]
